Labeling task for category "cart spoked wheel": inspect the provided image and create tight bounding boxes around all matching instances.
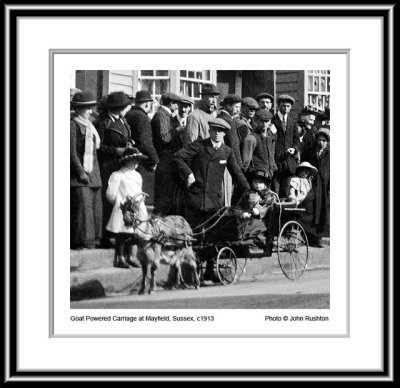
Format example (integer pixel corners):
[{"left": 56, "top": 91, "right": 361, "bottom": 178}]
[
  {"left": 277, "top": 221, "right": 309, "bottom": 280},
  {"left": 216, "top": 247, "right": 237, "bottom": 285},
  {"left": 235, "top": 257, "right": 248, "bottom": 282},
  {"left": 179, "top": 253, "right": 202, "bottom": 289}
]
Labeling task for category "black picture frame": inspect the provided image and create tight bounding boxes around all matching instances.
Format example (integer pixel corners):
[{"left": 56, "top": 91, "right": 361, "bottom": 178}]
[{"left": 3, "top": 1, "right": 394, "bottom": 382}]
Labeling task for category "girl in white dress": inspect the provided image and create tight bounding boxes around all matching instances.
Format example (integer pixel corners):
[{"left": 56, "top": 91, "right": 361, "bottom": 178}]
[
  {"left": 288, "top": 162, "right": 318, "bottom": 205},
  {"left": 106, "top": 147, "right": 148, "bottom": 268}
]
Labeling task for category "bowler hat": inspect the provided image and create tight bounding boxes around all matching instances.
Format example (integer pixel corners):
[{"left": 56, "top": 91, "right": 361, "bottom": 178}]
[
  {"left": 200, "top": 84, "right": 220, "bottom": 96},
  {"left": 277, "top": 94, "right": 295, "bottom": 105},
  {"left": 134, "top": 90, "right": 153, "bottom": 103},
  {"left": 119, "top": 147, "right": 149, "bottom": 165},
  {"left": 71, "top": 91, "right": 98, "bottom": 107},
  {"left": 317, "top": 127, "right": 330, "bottom": 141},
  {"left": 242, "top": 97, "right": 260, "bottom": 110},
  {"left": 208, "top": 118, "right": 231, "bottom": 132},
  {"left": 256, "top": 93, "right": 274, "bottom": 102},
  {"left": 220, "top": 94, "right": 242, "bottom": 106},
  {"left": 296, "top": 161, "right": 318, "bottom": 176},
  {"left": 104, "top": 91, "right": 133, "bottom": 110},
  {"left": 180, "top": 95, "right": 194, "bottom": 105},
  {"left": 251, "top": 169, "right": 271, "bottom": 183},
  {"left": 255, "top": 109, "right": 273, "bottom": 121}
]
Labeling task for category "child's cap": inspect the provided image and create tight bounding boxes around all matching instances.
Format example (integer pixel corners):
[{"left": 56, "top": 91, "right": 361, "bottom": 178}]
[
  {"left": 119, "top": 147, "right": 148, "bottom": 165},
  {"left": 296, "top": 162, "right": 318, "bottom": 176},
  {"left": 251, "top": 170, "right": 271, "bottom": 184}
]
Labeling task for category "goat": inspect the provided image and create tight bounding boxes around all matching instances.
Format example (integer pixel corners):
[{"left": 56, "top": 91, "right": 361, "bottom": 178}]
[{"left": 120, "top": 192, "right": 200, "bottom": 295}]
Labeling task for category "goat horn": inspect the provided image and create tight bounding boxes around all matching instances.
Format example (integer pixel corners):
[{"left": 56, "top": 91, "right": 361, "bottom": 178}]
[{"left": 130, "top": 192, "right": 149, "bottom": 202}]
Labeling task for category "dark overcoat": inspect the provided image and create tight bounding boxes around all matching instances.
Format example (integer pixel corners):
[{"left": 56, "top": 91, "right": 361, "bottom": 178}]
[
  {"left": 173, "top": 138, "right": 250, "bottom": 211},
  {"left": 125, "top": 106, "right": 159, "bottom": 167},
  {"left": 272, "top": 113, "right": 300, "bottom": 174},
  {"left": 94, "top": 115, "right": 132, "bottom": 233},
  {"left": 217, "top": 111, "right": 243, "bottom": 169}
]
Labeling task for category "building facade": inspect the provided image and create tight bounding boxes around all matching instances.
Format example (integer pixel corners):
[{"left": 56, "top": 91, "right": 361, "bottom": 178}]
[{"left": 73, "top": 69, "right": 330, "bottom": 205}]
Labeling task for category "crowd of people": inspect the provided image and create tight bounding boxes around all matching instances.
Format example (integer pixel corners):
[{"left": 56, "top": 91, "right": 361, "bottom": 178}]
[{"left": 70, "top": 84, "right": 330, "bottom": 263}]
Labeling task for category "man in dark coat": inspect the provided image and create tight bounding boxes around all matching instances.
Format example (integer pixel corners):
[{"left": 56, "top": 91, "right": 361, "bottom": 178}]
[
  {"left": 245, "top": 109, "right": 277, "bottom": 180},
  {"left": 301, "top": 128, "right": 330, "bottom": 246},
  {"left": 173, "top": 118, "right": 250, "bottom": 281},
  {"left": 271, "top": 94, "right": 300, "bottom": 197},
  {"left": 217, "top": 94, "right": 243, "bottom": 169},
  {"left": 125, "top": 90, "right": 159, "bottom": 171},
  {"left": 173, "top": 118, "right": 250, "bottom": 225},
  {"left": 151, "top": 92, "right": 182, "bottom": 215}
]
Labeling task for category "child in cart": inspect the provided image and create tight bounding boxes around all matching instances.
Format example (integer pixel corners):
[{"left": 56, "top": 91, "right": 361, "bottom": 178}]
[
  {"left": 235, "top": 170, "right": 279, "bottom": 256},
  {"left": 288, "top": 161, "right": 318, "bottom": 205}
]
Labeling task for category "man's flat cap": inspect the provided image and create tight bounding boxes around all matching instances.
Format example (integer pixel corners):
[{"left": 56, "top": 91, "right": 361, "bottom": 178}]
[
  {"left": 208, "top": 118, "right": 231, "bottom": 132},
  {"left": 220, "top": 94, "right": 242, "bottom": 106},
  {"left": 277, "top": 94, "right": 295, "bottom": 105},
  {"left": 242, "top": 97, "right": 260, "bottom": 110},
  {"left": 255, "top": 109, "right": 273, "bottom": 121},
  {"left": 256, "top": 92, "right": 274, "bottom": 102}
]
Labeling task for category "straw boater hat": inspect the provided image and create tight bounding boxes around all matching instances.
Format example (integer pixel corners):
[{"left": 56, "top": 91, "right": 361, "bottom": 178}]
[
  {"left": 71, "top": 91, "right": 98, "bottom": 107},
  {"left": 296, "top": 161, "right": 318, "bottom": 176},
  {"left": 119, "top": 147, "right": 148, "bottom": 165}
]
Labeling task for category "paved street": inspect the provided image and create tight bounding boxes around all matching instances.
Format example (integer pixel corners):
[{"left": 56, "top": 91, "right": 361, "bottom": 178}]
[{"left": 71, "top": 268, "right": 329, "bottom": 309}]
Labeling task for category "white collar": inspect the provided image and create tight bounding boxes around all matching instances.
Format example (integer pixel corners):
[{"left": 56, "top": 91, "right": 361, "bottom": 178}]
[
  {"left": 211, "top": 139, "right": 222, "bottom": 149},
  {"left": 161, "top": 105, "right": 172, "bottom": 115},
  {"left": 277, "top": 111, "right": 287, "bottom": 122},
  {"left": 108, "top": 112, "right": 120, "bottom": 122}
]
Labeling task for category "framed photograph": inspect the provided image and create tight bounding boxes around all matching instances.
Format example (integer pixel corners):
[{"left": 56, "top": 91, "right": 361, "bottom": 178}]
[{"left": 4, "top": 2, "right": 394, "bottom": 381}]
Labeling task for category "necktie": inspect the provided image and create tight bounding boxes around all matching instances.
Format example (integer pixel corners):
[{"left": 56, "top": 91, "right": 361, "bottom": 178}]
[{"left": 282, "top": 116, "right": 286, "bottom": 132}]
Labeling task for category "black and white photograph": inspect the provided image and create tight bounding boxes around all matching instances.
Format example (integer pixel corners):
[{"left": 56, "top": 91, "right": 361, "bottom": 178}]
[
  {"left": 69, "top": 69, "right": 331, "bottom": 311},
  {"left": 4, "top": 2, "right": 393, "bottom": 381}
]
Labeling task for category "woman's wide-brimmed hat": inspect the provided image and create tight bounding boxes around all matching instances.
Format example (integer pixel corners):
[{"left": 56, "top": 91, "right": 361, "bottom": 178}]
[
  {"left": 119, "top": 147, "right": 149, "bottom": 165},
  {"left": 317, "top": 127, "right": 330, "bottom": 141},
  {"left": 104, "top": 91, "right": 133, "bottom": 110},
  {"left": 296, "top": 161, "right": 318, "bottom": 176},
  {"left": 71, "top": 91, "right": 98, "bottom": 107},
  {"left": 251, "top": 169, "right": 271, "bottom": 183}
]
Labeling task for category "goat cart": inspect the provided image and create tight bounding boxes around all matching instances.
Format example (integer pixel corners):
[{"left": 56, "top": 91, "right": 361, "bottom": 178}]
[{"left": 179, "top": 198, "right": 310, "bottom": 288}]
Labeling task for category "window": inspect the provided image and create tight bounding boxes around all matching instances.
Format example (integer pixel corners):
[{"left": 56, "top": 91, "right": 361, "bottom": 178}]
[
  {"left": 307, "top": 70, "right": 330, "bottom": 111},
  {"left": 179, "top": 70, "right": 212, "bottom": 101}
]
